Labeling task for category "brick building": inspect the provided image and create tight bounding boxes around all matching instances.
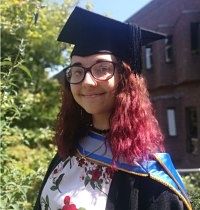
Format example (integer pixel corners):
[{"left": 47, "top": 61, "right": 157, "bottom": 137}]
[{"left": 127, "top": 0, "right": 200, "bottom": 168}]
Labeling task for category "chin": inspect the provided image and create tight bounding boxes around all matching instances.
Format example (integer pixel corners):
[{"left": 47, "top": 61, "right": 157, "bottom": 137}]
[
  {"left": 84, "top": 108, "right": 101, "bottom": 115},
  {"left": 83, "top": 106, "right": 107, "bottom": 115}
]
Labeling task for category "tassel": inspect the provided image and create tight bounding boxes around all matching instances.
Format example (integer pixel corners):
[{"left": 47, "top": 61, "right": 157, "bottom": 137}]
[{"left": 129, "top": 24, "right": 142, "bottom": 74}]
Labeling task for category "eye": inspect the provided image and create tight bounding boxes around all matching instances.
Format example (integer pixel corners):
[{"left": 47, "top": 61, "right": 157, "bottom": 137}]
[
  {"left": 71, "top": 67, "right": 84, "bottom": 77},
  {"left": 99, "top": 65, "right": 109, "bottom": 71},
  {"left": 94, "top": 62, "right": 113, "bottom": 75}
]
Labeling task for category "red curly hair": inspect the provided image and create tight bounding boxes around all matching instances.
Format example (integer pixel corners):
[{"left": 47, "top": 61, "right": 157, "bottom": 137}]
[
  {"left": 54, "top": 61, "right": 164, "bottom": 162},
  {"left": 108, "top": 62, "right": 164, "bottom": 163}
]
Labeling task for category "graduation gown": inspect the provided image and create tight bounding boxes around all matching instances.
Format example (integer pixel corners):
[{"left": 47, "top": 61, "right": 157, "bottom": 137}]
[{"left": 34, "top": 132, "right": 192, "bottom": 210}]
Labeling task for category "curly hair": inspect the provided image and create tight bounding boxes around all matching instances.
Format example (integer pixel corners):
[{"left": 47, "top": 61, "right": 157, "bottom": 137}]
[
  {"left": 54, "top": 61, "right": 164, "bottom": 162},
  {"left": 108, "top": 62, "right": 164, "bottom": 163}
]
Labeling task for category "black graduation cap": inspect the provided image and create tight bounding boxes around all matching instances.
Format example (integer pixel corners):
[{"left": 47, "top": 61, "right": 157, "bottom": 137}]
[{"left": 57, "top": 7, "right": 166, "bottom": 74}]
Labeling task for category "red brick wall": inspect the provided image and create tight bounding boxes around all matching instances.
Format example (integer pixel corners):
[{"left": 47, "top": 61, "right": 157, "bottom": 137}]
[{"left": 127, "top": 0, "right": 200, "bottom": 168}]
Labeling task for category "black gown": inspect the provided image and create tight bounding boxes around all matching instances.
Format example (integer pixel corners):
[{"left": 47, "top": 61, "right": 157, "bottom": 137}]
[{"left": 34, "top": 153, "right": 189, "bottom": 210}]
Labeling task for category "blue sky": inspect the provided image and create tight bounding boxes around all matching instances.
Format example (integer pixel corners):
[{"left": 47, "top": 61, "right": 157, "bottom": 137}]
[
  {"left": 50, "top": 0, "right": 152, "bottom": 21},
  {"left": 77, "top": 0, "right": 152, "bottom": 21}
]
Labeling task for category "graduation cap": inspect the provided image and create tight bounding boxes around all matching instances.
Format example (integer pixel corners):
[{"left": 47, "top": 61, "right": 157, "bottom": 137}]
[{"left": 57, "top": 7, "right": 166, "bottom": 74}]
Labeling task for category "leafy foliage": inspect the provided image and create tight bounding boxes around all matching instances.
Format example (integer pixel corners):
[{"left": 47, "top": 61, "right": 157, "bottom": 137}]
[
  {"left": 182, "top": 173, "right": 200, "bottom": 209},
  {"left": 0, "top": 48, "right": 57, "bottom": 210},
  {"left": 1, "top": 0, "right": 77, "bottom": 209}
]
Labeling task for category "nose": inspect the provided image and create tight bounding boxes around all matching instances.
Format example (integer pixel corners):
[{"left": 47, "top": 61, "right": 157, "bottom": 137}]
[{"left": 82, "top": 72, "right": 97, "bottom": 87}]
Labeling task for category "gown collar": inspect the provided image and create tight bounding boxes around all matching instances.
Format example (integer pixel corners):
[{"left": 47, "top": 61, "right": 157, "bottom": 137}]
[{"left": 77, "top": 131, "right": 192, "bottom": 210}]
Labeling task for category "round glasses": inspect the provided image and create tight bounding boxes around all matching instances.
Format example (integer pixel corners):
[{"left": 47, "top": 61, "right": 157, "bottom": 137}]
[{"left": 64, "top": 61, "right": 117, "bottom": 84}]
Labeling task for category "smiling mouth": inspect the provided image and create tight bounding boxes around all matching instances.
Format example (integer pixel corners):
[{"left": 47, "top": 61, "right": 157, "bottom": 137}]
[{"left": 82, "top": 93, "right": 105, "bottom": 97}]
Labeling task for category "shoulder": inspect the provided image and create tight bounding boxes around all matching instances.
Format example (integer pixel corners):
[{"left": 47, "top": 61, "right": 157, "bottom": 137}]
[
  {"left": 34, "top": 153, "right": 63, "bottom": 210},
  {"left": 47, "top": 153, "right": 62, "bottom": 172},
  {"left": 112, "top": 170, "right": 173, "bottom": 195},
  {"left": 137, "top": 175, "right": 186, "bottom": 209},
  {"left": 109, "top": 171, "right": 187, "bottom": 210}
]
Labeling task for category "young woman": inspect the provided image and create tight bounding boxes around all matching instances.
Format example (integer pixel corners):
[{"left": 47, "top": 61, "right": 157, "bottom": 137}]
[{"left": 34, "top": 7, "right": 192, "bottom": 210}]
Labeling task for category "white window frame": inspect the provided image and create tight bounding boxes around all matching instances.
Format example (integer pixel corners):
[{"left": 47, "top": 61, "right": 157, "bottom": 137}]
[
  {"left": 145, "top": 46, "right": 153, "bottom": 70},
  {"left": 165, "top": 36, "right": 173, "bottom": 63},
  {"left": 167, "top": 108, "right": 177, "bottom": 136}
]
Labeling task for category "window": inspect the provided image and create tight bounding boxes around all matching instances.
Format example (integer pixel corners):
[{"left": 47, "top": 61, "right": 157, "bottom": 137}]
[
  {"left": 185, "top": 107, "right": 199, "bottom": 154},
  {"left": 190, "top": 22, "right": 200, "bottom": 54},
  {"left": 145, "top": 45, "right": 153, "bottom": 70},
  {"left": 165, "top": 36, "right": 173, "bottom": 63},
  {"left": 167, "top": 108, "right": 177, "bottom": 136}
]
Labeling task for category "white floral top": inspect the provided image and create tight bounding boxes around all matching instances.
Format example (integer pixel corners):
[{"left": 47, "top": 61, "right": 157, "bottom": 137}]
[{"left": 40, "top": 155, "right": 113, "bottom": 210}]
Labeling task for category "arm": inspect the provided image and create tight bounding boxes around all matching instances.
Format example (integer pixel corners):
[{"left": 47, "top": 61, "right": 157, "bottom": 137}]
[
  {"left": 147, "top": 189, "right": 185, "bottom": 210},
  {"left": 106, "top": 171, "right": 188, "bottom": 210},
  {"left": 34, "top": 153, "right": 62, "bottom": 210},
  {"left": 135, "top": 176, "right": 188, "bottom": 210}
]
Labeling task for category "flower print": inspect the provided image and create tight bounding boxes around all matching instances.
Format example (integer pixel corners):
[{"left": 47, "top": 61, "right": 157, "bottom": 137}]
[
  {"left": 62, "top": 204, "right": 77, "bottom": 210},
  {"left": 80, "top": 175, "right": 85, "bottom": 180},
  {"left": 64, "top": 196, "right": 70, "bottom": 205},
  {"left": 41, "top": 195, "right": 51, "bottom": 210},
  {"left": 105, "top": 166, "right": 113, "bottom": 176},
  {"left": 63, "top": 158, "right": 73, "bottom": 169},
  {"left": 76, "top": 156, "right": 113, "bottom": 192},
  {"left": 53, "top": 168, "right": 58, "bottom": 174},
  {"left": 62, "top": 195, "right": 86, "bottom": 210},
  {"left": 91, "top": 168, "right": 101, "bottom": 181},
  {"left": 50, "top": 173, "right": 65, "bottom": 193},
  {"left": 52, "top": 157, "right": 72, "bottom": 179},
  {"left": 77, "top": 157, "right": 86, "bottom": 167}
]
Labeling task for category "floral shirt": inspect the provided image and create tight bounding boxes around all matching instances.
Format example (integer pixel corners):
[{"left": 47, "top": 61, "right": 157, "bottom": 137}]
[{"left": 40, "top": 155, "right": 113, "bottom": 210}]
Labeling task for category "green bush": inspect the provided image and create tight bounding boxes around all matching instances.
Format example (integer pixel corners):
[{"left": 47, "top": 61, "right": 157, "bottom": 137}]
[
  {"left": 1, "top": 147, "right": 55, "bottom": 210},
  {"left": 182, "top": 172, "right": 200, "bottom": 209},
  {"left": 0, "top": 62, "right": 57, "bottom": 209},
  {"left": 1, "top": 0, "right": 77, "bottom": 209}
]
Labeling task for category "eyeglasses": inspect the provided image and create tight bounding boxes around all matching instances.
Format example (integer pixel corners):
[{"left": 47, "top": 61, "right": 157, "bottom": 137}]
[{"left": 64, "top": 61, "right": 118, "bottom": 84}]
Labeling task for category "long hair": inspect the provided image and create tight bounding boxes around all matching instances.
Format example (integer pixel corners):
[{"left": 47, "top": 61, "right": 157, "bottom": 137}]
[
  {"left": 108, "top": 62, "right": 164, "bottom": 163},
  {"left": 54, "top": 62, "right": 164, "bottom": 161},
  {"left": 54, "top": 80, "right": 92, "bottom": 158}
]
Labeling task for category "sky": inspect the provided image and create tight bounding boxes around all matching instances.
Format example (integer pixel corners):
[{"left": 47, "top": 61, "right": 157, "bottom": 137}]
[
  {"left": 50, "top": 0, "right": 152, "bottom": 21},
  {"left": 77, "top": 0, "right": 152, "bottom": 21}
]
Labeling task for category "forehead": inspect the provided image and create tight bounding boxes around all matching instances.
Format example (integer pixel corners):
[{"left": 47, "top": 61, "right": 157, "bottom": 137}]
[{"left": 71, "top": 53, "right": 117, "bottom": 65}]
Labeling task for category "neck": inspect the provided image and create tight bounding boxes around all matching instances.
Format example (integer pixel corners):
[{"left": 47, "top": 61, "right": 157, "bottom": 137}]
[{"left": 92, "top": 113, "right": 110, "bottom": 130}]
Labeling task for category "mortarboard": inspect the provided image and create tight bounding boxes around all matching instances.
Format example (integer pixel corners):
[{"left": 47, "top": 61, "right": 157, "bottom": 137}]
[{"left": 57, "top": 7, "right": 166, "bottom": 74}]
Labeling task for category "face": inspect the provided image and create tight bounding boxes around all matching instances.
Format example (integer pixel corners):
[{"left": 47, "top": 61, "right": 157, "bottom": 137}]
[{"left": 70, "top": 53, "right": 120, "bottom": 117}]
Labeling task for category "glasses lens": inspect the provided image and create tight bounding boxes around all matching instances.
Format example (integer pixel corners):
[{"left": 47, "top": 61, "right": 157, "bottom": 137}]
[
  {"left": 92, "top": 62, "right": 114, "bottom": 80},
  {"left": 66, "top": 66, "right": 84, "bottom": 84}
]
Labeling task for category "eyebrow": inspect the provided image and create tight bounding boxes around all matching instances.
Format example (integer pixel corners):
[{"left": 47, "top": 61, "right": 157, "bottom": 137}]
[
  {"left": 71, "top": 62, "right": 82, "bottom": 66},
  {"left": 71, "top": 59, "right": 112, "bottom": 67}
]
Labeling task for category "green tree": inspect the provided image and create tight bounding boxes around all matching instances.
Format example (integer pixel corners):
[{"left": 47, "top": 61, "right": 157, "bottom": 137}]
[
  {"left": 1, "top": 0, "right": 77, "bottom": 209},
  {"left": 1, "top": 0, "right": 74, "bottom": 91},
  {"left": 182, "top": 173, "right": 200, "bottom": 209}
]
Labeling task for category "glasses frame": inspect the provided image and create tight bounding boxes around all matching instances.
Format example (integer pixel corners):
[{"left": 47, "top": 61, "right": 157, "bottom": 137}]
[{"left": 64, "top": 61, "right": 118, "bottom": 84}]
